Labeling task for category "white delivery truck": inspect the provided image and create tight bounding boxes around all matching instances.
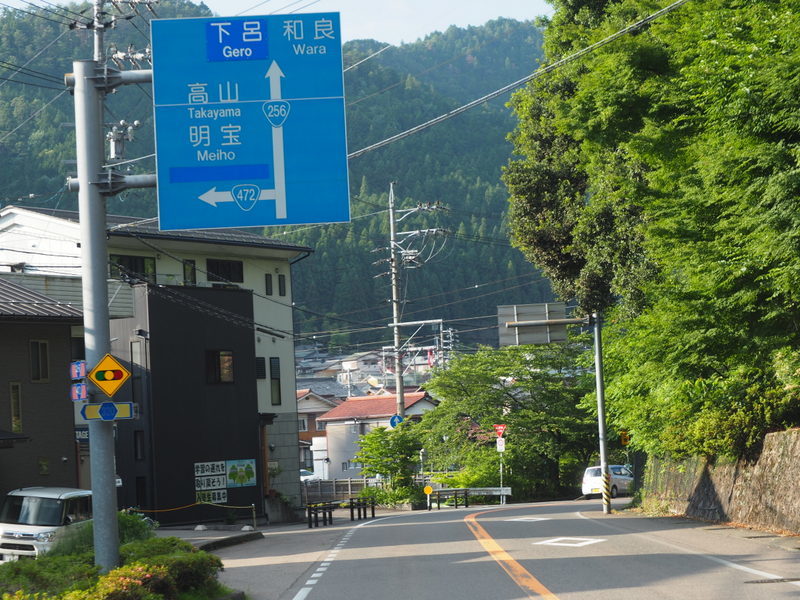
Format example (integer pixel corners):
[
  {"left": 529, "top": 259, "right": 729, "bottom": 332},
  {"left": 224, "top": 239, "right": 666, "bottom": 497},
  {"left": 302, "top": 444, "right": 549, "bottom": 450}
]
[{"left": 0, "top": 487, "right": 92, "bottom": 561}]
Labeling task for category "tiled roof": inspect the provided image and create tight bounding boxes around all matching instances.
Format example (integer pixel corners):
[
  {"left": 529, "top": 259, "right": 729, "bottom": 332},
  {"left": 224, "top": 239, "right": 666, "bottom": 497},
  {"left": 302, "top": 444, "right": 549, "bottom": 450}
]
[
  {"left": 0, "top": 278, "right": 83, "bottom": 320},
  {"left": 317, "top": 392, "right": 433, "bottom": 422},
  {"left": 15, "top": 206, "right": 312, "bottom": 254},
  {"left": 295, "top": 377, "right": 363, "bottom": 399}
]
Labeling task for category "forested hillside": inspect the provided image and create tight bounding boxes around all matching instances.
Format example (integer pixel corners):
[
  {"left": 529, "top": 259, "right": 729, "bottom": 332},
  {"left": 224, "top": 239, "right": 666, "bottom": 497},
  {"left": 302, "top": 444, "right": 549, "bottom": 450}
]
[{"left": 0, "top": 2, "right": 552, "bottom": 351}]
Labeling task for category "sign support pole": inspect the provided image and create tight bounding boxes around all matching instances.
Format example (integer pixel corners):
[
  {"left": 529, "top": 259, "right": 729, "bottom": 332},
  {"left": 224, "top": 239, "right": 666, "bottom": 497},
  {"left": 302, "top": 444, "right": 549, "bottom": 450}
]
[{"left": 73, "top": 57, "right": 120, "bottom": 571}]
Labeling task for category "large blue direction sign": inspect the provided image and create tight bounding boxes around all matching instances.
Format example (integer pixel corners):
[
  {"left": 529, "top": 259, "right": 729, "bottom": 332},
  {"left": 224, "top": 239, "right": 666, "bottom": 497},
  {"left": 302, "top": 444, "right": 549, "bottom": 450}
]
[{"left": 151, "top": 13, "right": 350, "bottom": 230}]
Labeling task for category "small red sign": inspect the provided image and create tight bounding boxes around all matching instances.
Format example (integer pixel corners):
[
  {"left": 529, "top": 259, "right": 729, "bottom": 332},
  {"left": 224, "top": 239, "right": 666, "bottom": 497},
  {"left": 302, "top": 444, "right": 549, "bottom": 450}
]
[{"left": 493, "top": 424, "right": 507, "bottom": 437}]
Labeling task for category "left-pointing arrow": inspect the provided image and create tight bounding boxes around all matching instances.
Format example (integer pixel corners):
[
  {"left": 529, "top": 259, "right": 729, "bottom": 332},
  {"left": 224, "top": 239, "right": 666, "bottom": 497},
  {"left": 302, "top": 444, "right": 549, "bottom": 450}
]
[{"left": 199, "top": 188, "right": 235, "bottom": 207}]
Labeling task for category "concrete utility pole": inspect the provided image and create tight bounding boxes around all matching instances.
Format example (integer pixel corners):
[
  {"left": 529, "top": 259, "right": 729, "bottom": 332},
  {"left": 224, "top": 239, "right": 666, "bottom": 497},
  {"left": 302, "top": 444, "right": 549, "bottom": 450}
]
[
  {"left": 67, "top": 0, "right": 156, "bottom": 572},
  {"left": 381, "top": 184, "right": 446, "bottom": 418},
  {"left": 388, "top": 183, "right": 405, "bottom": 418}
]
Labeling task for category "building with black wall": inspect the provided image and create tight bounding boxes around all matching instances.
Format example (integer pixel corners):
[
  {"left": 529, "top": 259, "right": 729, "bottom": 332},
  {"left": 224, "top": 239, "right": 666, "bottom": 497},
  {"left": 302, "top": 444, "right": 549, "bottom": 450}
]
[{"left": 111, "top": 284, "right": 262, "bottom": 525}]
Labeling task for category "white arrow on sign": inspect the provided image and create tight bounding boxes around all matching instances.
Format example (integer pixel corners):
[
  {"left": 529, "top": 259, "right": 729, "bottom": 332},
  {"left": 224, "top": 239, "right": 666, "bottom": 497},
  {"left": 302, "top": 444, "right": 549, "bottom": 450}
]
[
  {"left": 264, "top": 61, "right": 287, "bottom": 219},
  {"left": 199, "top": 186, "right": 277, "bottom": 208}
]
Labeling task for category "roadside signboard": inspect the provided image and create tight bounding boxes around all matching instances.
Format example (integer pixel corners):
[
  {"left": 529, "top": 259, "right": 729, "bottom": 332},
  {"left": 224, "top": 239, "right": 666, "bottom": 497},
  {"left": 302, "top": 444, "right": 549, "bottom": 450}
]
[
  {"left": 493, "top": 424, "right": 507, "bottom": 437},
  {"left": 81, "top": 401, "right": 135, "bottom": 421},
  {"left": 87, "top": 354, "right": 131, "bottom": 397},
  {"left": 496, "top": 437, "right": 506, "bottom": 452},
  {"left": 389, "top": 414, "right": 404, "bottom": 428},
  {"left": 151, "top": 13, "right": 350, "bottom": 230},
  {"left": 70, "top": 383, "right": 88, "bottom": 402},
  {"left": 70, "top": 360, "right": 87, "bottom": 379}
]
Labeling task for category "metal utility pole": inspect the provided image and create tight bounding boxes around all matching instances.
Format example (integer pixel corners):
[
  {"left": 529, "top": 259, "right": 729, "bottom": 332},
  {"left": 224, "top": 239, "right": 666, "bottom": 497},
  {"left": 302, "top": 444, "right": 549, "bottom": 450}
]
[
  {"left": 67, "top": 0, "right": 156, "bottom": 572},
  {"left": 388, "top": 182, "right": 405, "bottom": 418},
  {"left": 73, "top": 57, "right": 120, "bottom": 572}
]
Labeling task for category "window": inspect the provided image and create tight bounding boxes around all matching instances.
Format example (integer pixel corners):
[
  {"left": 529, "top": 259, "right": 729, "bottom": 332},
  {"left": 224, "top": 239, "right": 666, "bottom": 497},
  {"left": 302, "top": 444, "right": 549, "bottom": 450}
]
[
  {"left": 30, "top": 340, "right": 49, "bottom": 382},
  {"left": 255, "top": 357, "right": 266, "bottom": 379},
  {"left": 265, "top": 274, "right": 273, "bottom": 295},
  {"left": 317, "top": 419, "right": 326, "bottom": 431},
  {"left": 10, "top": 383, "right": 21, "bottom": 433},
  {"left": 110, "top": 254, "right": 156, "bottom": 283},
  {"left": 134, "top": 430, "right": 145, "bottom": 461},
  {"left": 298, "top": 417, "right": 308, "bottom": 432},
  {"left": 278, "top": 273, "right": 286, "bottom": 296},
  {"left": 206, "top": 259, "right": 243, "bottom": 283},
  {"left": 183, "top": 259, "right": 197, "bottom": 285},
  {"left": 270, "top": 357, "right": 281, "bottom": 405},
  {"left": 206, "top": 350, "right": 234, "bottom": 383},
  {"left": 341, "top": 461, "right": 350, "bottom": 472}
]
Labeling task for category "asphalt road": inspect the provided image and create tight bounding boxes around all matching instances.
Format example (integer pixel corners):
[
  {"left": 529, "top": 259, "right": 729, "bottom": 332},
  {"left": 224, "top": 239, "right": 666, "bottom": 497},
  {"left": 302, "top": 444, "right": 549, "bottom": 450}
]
[{"left": 213, "top": 499, "right": 800, "bottom": 600}]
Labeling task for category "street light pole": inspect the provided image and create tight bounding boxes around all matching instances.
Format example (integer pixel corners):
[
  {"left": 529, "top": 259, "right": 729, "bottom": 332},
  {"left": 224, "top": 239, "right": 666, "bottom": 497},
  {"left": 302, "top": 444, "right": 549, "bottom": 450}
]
[
  {"left": 592, "top": 312, "right": 611, "bottom": 514},
  {"left": 503, "top": 308, "right": 611, "bottom": 513}
]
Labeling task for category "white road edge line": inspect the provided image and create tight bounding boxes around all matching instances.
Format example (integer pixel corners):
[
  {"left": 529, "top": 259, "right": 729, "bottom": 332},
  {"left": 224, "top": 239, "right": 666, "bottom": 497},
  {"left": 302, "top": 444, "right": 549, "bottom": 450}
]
[{"left": 576, "top": 511, "right": 800, "bottom": 587}]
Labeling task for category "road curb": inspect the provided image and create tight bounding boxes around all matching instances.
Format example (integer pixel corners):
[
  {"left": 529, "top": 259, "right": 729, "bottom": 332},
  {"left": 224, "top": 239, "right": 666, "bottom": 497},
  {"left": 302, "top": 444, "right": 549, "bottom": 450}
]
[{"left": 197, "top": 531, "right": 264, "bottom": 552}]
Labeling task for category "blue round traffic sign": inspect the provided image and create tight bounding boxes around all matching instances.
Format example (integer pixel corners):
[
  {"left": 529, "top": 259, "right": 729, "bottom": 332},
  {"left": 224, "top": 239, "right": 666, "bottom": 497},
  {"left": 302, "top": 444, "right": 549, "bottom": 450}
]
[{"left": 389, "top": 414, "right": 404, "bottom": 428}]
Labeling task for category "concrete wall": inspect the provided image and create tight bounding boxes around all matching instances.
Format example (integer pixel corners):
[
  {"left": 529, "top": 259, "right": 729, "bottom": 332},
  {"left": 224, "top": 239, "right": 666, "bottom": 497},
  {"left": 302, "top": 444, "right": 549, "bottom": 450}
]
[{"left": 642, "top": 429, "right": 800, "bottom": 533}]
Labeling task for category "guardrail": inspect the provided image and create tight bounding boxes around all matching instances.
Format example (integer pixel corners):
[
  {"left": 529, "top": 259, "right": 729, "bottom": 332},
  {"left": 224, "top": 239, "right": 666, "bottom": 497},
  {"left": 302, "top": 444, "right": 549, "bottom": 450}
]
[{"left": 431, "top": 487, "right": 511, "bottom": 510}]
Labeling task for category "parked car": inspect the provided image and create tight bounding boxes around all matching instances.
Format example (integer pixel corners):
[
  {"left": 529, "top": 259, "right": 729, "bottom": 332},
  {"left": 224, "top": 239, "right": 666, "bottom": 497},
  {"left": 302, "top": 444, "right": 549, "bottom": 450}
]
[
  {"left": 0, "top": 487, "right": 92, "bottom": 562},
  {"left": 581, "top": 465, "right": 633, "bottom": 498},
  {"left": 300, "top": 469, "right": 318, "bottom": 482}
]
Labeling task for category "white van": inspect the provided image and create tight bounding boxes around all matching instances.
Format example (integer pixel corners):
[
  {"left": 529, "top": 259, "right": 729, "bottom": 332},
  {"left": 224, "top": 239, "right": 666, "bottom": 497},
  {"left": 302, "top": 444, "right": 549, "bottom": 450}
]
[
  {"left": 581, "top": 465, "right": 633, "bottom": 498},
  {"left": 0, "top": 487, "right": 92, "bottom": 562}
]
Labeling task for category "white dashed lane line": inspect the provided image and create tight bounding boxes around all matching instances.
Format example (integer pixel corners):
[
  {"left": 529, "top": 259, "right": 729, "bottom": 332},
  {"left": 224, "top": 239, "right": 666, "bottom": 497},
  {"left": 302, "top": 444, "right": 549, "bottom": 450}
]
[{"left": 292, "top": 517, "right": 391, "bottom": 599}]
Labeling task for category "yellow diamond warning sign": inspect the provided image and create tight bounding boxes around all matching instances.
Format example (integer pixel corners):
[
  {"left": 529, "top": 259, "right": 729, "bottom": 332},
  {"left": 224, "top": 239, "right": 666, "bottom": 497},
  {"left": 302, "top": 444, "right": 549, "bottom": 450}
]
[{"left": 88, "top": 354, "right": 131, "bottom": 398}]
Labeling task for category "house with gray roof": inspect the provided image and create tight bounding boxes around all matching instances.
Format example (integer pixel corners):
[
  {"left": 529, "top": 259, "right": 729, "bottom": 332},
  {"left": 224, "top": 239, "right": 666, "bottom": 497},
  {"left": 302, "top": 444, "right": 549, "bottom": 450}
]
[{"left": 0, "top": 278, "right": 83, "bottom": 493}]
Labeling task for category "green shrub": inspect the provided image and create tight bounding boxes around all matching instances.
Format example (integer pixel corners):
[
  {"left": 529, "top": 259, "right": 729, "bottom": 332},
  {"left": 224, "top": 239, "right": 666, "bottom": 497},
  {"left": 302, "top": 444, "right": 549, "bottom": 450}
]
[
  {"left": 359, "top": 485, "right": 425, "bottom": 507},
  {"left": 0, "top": 554, "right": 98, "bottom": 596},
  {"left": 61, "top": 563, "right": 174, "bottom": 600},
  {"left": 120, "top": 538, "right": 195, "bottom": 564},
  {"left": 146, "top": 553, "right": 222, "bottom": 591},
  {"left": 49, "top": 512, "right": 156, "bottom": 558}
]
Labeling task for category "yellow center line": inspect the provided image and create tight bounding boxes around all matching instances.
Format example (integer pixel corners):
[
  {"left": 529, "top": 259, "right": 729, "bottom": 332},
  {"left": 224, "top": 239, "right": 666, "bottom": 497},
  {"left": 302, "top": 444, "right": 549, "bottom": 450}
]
[{"left": 464, "top": 508, "right": 560, "bottom": 600}]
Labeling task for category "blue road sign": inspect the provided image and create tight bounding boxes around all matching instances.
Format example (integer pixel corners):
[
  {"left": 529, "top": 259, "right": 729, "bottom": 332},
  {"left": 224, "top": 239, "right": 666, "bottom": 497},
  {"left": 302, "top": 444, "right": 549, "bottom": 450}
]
[
  {"left": 389, "top": 414, "right": 404, "bottom": 428},
  {"left": 81, "top": 401, "right": 135, "bottom": 421},
  {"left": 151, "top": 13, "right": 350, "bottom": 230}
]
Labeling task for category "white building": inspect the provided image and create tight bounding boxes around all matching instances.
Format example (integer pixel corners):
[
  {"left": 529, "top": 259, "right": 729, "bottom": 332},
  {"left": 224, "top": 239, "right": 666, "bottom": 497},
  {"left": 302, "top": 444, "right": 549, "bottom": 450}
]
[{"left": 0, "top": 205, "right": 311, "bottom": 513}]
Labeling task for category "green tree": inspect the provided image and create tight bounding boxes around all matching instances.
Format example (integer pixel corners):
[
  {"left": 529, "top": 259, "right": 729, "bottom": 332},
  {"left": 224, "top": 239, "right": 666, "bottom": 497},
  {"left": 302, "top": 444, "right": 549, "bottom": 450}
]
[
  {"left": 355, "top": 422, "right": 421, "bottom": 488},
  {"left": 420, "top": 341, "right": 596, "bottom": 497},
  {"left": 505, "top": 0, "right": 800, "bottom": 457}
]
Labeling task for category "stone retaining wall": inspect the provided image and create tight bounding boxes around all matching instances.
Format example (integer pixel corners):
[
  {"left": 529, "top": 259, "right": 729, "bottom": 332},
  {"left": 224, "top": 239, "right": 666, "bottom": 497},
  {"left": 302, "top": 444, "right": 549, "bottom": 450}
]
[{"left": 643, "top": 428, "right": 800, "bottom": 533}]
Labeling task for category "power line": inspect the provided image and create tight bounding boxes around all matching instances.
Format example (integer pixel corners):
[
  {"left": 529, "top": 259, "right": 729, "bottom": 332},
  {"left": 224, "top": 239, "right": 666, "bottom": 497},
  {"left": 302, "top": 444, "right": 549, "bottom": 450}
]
[
  {"left": 0, "top": 1, "right": 72, "bottom": 25},
  {"left": 344, "top": 44, "right": 392, "bottom": 73},
  {"left": 0, "top": 89, "right": 68, "bottom": 142},
  {"left": 346, "top": 0, "right": 693, "bottom": 160},
  {"left": 0, "top": 75, "right": 63, "bottom": 90},
  {"left": 0, "top": 60, "right": 63, "bottom": 85}
]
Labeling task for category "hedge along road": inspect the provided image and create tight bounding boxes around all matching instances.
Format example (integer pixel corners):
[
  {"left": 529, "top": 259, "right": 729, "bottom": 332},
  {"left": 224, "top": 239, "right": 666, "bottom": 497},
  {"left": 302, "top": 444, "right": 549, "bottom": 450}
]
[{"left": 209, "top": 499, "right": 800, "bottom": 600}]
